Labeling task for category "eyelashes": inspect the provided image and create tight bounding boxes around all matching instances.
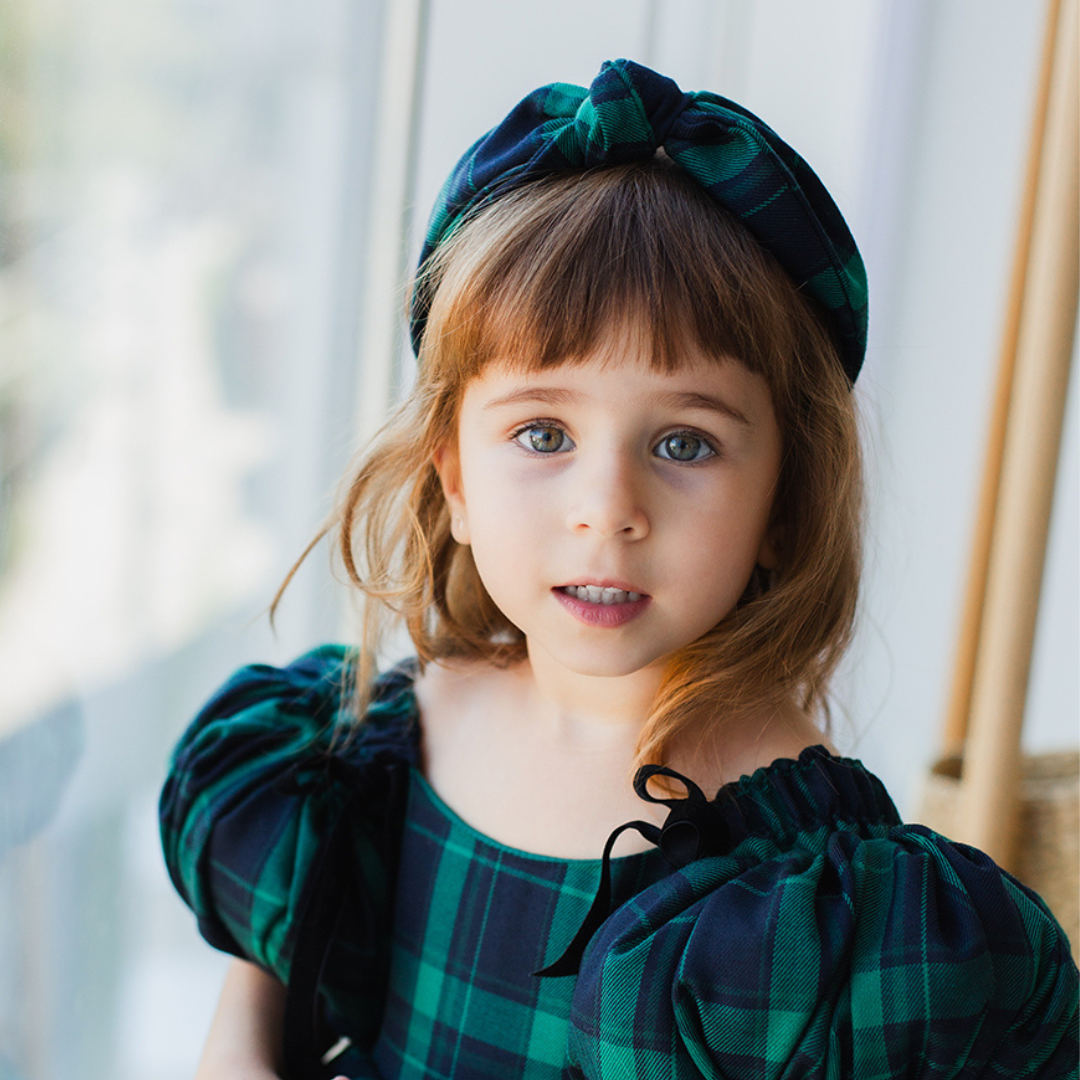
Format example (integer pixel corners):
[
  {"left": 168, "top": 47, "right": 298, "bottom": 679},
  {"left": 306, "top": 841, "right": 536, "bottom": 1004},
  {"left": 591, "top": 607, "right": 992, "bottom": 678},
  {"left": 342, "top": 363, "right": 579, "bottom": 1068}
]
[{"left": 509, "top": 422, "right": 718, "bottom": 463}]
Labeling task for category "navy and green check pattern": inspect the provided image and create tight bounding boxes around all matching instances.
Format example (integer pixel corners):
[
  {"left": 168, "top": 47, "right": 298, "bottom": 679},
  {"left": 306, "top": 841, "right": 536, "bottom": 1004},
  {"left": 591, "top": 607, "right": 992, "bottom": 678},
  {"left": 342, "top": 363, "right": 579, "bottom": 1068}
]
[
  {"left": 159, "top": 646, "right": 421, "bottom": 1059},
  {"left": 412, "top": 59, "right": 869, "bottom": 382},
  {"left": 160, "top": 649, "right": 1079, "bottom": 1078},
  {"left": 372, "top": 773, "right": 668, "bottom": 1079},
  {"left": 567, "top": 758, "right": 1080, "bottom": 1078}
]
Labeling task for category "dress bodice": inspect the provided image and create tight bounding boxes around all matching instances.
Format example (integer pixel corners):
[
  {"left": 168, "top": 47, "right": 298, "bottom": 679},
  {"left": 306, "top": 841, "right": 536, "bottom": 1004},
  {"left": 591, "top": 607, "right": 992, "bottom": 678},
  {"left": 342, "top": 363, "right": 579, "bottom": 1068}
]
[{"left": 373, "top": 770, "right": 669, "bottom": 1079}]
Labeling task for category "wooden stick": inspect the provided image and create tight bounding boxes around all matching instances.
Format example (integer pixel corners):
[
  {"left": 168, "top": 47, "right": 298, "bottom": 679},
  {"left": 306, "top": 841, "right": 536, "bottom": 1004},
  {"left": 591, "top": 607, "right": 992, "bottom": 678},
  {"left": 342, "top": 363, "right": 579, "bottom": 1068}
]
[
  {"left": 958, "top": 0, "right": 1079, "bottom": 870},
  {"left": 941, "top": 0, "right": 1063, "bottom": 755}
]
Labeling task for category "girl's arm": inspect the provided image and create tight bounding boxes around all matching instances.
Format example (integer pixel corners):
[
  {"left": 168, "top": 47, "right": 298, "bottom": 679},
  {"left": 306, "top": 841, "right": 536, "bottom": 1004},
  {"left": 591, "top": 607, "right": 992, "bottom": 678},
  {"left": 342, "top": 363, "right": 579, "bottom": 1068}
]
[
  {"left": 194, "top": 961, "right": 349, "bottom": 1080},
  {"left": 194, "top": 959, "right": 286, "bottom": 1080}
]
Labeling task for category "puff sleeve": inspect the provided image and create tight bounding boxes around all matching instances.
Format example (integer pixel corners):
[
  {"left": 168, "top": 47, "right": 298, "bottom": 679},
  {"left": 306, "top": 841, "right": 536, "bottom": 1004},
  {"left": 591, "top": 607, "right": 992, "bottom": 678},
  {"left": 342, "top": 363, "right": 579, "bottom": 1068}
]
[
  {"left": 565, "top": 750, "right": 1079, "bottom": 1079},
  {"left": 159, "top": 646, "right": 419, "bottom": 1048}
]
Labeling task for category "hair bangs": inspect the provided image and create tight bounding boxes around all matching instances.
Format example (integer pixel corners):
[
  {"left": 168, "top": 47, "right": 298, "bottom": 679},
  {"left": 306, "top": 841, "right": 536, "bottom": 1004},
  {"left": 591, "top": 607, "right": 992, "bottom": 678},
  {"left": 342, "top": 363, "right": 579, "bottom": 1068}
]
[{"left": 418, "top": 158, "right": 805, "bottom": 383}]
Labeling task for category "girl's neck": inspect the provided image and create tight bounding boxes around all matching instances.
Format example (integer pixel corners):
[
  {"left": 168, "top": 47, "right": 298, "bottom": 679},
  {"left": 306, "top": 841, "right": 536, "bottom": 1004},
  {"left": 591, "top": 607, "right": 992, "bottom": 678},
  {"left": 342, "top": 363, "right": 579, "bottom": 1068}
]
[
  {"left": 415, "top": 654, "right": 828, "bottom": 859},
  {"left": 521, "top": 640, "right": 664, "bottom": 740},
  {"left": 416, "top": 657, "right": 662, "bottom": 857},
  {"left": 514, "top": 646, "right": 826, "bottom": 789}
]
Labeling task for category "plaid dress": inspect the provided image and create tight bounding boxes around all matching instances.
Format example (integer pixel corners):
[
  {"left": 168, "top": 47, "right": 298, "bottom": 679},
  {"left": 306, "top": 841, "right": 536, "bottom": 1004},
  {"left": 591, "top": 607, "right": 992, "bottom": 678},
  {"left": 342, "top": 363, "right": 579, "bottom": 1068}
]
[
  {"left": 371, "top": 772, "right": 669, "bottom": 1079},
  {"left": 160, "top": 648, "right": 1079, "bottom": 1078}
]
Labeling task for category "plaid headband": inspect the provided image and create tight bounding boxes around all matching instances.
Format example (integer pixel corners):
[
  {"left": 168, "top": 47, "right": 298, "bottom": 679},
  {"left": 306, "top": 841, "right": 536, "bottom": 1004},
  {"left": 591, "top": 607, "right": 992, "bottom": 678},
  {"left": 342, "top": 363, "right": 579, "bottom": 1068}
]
[{"left": 411, "top": 59, "right": 868, "bottom": 383}]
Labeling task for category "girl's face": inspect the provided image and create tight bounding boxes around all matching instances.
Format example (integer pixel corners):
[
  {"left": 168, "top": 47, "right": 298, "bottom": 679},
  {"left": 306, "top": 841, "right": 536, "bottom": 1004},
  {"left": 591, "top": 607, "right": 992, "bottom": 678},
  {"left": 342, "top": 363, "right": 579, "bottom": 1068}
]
[{"left": 437, "top": 335, "right": 783, "bottom": 682}]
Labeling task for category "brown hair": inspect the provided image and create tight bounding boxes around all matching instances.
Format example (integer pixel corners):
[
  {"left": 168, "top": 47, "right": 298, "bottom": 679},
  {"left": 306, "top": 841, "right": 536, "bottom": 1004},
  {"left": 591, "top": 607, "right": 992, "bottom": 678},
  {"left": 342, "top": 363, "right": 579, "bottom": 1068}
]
[{"left": 286, "top": 156, "right": 862, "bottom": 769}]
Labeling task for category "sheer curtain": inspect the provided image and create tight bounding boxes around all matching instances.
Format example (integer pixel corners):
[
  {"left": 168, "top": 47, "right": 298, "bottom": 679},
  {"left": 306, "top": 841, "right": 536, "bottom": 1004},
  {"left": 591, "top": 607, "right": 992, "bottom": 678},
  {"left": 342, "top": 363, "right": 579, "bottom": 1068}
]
[{"left": 0, "top": 0, "right": 384, "bottom": 1075}]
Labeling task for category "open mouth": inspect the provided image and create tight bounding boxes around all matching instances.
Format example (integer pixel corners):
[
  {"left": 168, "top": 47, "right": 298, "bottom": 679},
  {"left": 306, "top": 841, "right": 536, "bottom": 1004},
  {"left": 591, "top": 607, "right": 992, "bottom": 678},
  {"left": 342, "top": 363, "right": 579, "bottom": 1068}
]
[
  {"left": 554, "top": 584, "right": 650, "bottom": 628},
  {"left": 557, "top": 585, "right": 645, "bottom": 605}
]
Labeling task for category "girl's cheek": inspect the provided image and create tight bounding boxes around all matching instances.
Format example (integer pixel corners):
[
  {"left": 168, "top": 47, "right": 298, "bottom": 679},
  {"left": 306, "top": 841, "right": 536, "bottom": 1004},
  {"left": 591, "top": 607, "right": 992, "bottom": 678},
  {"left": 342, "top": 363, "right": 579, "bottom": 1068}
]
[{"left": 500, "top": 457, "right": 567, "bottom": 490}]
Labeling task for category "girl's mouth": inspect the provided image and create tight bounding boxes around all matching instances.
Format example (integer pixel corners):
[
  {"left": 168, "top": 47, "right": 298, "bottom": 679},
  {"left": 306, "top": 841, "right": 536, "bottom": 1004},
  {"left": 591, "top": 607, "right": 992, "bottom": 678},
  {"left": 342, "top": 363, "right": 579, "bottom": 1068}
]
[
  {"left": 553, "top": 585, "right": 650, "bottom": 628},
  {"left": 557, "top": 585, "right": 644, "bottom": 605}
]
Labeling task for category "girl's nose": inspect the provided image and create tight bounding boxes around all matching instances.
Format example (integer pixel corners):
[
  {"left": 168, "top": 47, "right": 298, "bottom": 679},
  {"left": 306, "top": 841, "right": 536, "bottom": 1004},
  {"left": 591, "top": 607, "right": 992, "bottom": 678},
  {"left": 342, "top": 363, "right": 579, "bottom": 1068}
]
[{"left": 565, "top": 453, "right": 650, "bottom": 540}]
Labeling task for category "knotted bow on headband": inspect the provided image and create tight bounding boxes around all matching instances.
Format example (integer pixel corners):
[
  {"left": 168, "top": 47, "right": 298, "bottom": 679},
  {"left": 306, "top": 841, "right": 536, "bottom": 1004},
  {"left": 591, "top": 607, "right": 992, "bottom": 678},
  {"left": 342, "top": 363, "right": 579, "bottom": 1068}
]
[{"left": 411, "top": 59, "right": 868, "bottom": 383}]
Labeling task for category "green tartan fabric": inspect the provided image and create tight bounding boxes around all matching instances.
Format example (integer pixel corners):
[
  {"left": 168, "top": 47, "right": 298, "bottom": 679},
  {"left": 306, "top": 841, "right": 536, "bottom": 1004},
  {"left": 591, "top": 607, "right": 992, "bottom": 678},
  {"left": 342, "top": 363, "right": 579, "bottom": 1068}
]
[
  {"left": 371, "top": 772, "right": 670, "bottom": 1079},
  {"left": 159, "top": 646, "right": 421, "bottom": 1057},
  {"left": 160, "top": 649, "right": 1080, "bottom": 1078},
  {"left": 411, "top": 59, "right": 869, "bottom": 382}
]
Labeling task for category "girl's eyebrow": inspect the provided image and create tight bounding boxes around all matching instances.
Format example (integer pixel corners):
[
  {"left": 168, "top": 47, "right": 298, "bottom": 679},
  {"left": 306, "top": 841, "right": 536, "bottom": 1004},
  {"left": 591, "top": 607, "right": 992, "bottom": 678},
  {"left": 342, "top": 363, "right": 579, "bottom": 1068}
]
[
  {"left": 482, "top": 386, "right": 576, "bottom": 410},
  {"left": 657, "top": 391, "right": 751, "bottom": 425},
  {"left": 482, "top": 386, "right": 752, "bottom": 425}
]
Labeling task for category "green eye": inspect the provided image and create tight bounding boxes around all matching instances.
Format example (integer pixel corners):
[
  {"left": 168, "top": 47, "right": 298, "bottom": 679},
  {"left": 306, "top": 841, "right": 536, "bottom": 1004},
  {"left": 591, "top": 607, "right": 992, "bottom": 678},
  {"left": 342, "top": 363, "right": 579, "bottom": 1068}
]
[
  {"left": 656, "top": 433, "right": 712, "bottom": 462},
  {"left": 517, "top": 425, "right": 568, "bottom": 453}
]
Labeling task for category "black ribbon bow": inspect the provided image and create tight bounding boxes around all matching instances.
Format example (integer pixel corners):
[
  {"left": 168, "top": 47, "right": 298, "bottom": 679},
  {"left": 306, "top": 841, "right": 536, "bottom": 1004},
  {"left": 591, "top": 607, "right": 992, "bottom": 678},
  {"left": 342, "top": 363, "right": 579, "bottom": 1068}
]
[{"left": 534, "top": 764, "right": 729, "bottom": 978}]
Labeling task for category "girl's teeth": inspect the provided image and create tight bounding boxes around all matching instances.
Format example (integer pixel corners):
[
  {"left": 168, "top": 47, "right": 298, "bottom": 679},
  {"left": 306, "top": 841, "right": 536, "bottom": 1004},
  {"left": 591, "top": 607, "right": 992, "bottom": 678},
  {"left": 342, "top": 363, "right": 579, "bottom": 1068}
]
[{"left": 565, "top": 585, "right": 642, "bottom": 605}]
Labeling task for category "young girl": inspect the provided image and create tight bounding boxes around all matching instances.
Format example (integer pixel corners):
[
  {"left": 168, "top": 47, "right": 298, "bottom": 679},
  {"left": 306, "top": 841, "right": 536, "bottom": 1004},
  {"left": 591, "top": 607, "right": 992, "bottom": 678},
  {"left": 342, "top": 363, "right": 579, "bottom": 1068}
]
[{"left": 160, "top": 60, "right": 1079, "bottom": 1080}]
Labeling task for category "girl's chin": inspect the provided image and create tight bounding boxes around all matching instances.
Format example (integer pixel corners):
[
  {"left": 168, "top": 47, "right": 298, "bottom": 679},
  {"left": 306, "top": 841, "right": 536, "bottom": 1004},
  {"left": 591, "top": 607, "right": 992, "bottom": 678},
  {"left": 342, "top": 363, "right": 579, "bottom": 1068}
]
[{"left": 524, "top": 642, "right": 672, "bottom": 682}]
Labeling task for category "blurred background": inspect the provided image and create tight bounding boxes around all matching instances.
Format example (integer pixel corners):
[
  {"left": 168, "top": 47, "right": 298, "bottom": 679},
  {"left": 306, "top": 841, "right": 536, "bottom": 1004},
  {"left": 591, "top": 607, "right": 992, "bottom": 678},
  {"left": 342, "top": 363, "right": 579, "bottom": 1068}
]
[{"left": 0, "top": 1, "right": 1075, "bottom": 1076}]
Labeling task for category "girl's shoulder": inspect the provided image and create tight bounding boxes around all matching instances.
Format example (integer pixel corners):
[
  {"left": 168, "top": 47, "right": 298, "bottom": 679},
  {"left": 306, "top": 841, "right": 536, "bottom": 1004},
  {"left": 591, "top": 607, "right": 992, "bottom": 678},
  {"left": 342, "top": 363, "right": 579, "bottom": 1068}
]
[
  {"left": 159, "top": 647, "right": 421, "bottom": 978},
  {"left": 566, "top": 747, "right": 1079, "bottom": 1078},
  {"left": 162, "top": 644, "right": 422, "bottom": 787}
]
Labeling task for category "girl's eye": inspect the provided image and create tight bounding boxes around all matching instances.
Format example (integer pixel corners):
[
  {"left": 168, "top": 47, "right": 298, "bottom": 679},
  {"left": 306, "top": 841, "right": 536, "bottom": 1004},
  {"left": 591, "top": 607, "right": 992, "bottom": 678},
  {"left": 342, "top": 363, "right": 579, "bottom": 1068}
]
[
  {"left": 514, "top": 424, "right": 572, "bottom": 454},
  {"left": 654, "top": 432, "right": 715, "bottom": 462},
  {"left": 652, "top": 432, "right": 712, "bottom": 462}
]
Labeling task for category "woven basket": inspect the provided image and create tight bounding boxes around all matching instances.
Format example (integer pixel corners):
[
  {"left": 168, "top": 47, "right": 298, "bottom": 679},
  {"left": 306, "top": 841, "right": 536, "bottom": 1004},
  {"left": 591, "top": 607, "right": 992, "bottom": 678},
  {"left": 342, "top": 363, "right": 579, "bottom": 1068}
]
[{"left": 918, "top": 749, "right": 1079, "bottom": 962}]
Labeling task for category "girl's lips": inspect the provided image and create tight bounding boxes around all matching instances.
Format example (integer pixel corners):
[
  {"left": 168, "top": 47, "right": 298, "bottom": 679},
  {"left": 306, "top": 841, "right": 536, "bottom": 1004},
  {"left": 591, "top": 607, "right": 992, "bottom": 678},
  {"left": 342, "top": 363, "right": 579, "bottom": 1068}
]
[{"left": 553, "top": 587, "right": 651, "bottom": 628}]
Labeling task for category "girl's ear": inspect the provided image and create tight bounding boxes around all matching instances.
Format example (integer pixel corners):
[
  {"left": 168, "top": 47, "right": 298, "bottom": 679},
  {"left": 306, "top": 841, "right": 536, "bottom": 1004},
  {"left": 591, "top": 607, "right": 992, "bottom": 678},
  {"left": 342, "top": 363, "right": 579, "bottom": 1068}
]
[{"left": 433, "top": 443, "right": 470, "bottom": 545}]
